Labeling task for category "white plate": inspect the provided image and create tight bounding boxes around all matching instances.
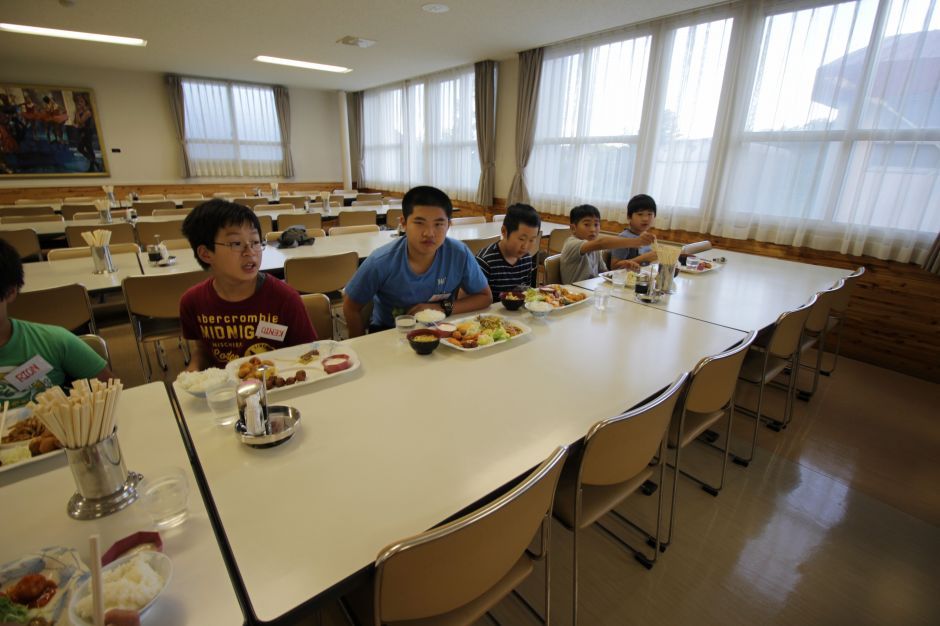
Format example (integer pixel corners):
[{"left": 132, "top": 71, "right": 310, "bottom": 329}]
[
  {"left": 440, "top": 315, "right": 532, "bottom": 352},
  {"left": 225, "top": 340, "right": 361, "bottom": 395},
  {"left": 526, "top": 285, "right": 592, "bottom": 310},
  {"left": 0, "top": 546, "right": 88, "bottom": 624},
  {"left": 0, "top": 406, "right": 66, "bottom": 474},
  {"left": 678, "top": 261, "right": 721, "bottom": 274},
  {"left": 1, "top": 405, "right": 34, "bottom": 449},
  {"left": 69, "top": 551, "right": 172, "bottom": 626}
]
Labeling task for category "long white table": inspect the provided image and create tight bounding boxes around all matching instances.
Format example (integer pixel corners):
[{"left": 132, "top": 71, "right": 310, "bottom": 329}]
[
  {"left": 173, "top": 298, "right": 746, "bottom": 622},
  {"left": 21, "top": 252, "right": 143, "bottom": 294},
  {"left": 576, "top": 249, "right": 852, "bottom": 332},
  {"left": 0, "top": 383, "right": 243, "bottom": 625}
]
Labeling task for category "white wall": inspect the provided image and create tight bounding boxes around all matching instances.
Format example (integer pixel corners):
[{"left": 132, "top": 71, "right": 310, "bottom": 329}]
[{"left": 0, "top": 62, "right": 342, "bottom": 188}]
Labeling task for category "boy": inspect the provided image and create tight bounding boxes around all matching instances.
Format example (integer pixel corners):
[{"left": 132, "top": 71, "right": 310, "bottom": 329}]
[
  {"left": 611, "top": 194, "right": 657, "bottom": 269},
  {"left": 559, "top": 204, "right": 652, "bottom": 284},
  {"left": 476, "top": 203, "right": 541, "bottom": 300},
  {"left": 0, "top": 240, "right": 111, "bottom": 408},
  {"left": 343, "top": 186, "right": 492, "bottom": 336},
  {"left": 180, "top": 200, "right": 316, "bottom": 370}
]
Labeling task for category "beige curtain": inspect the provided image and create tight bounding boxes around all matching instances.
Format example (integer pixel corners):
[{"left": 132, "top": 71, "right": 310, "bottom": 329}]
[
  {"left": 507, "top": 47, "right": 544, "bottom": 205},
  {"left": 347, "top": 91, "right": 364, "bottom": 187},
  {"left": 273, "top": 86, "right": 294, "bottom": 177},
  {"left": 474, "top": 60, "right": 497, "bottom": 207},
  {"left": 165, "top": 74, "right": 192, "bottom": 178},
  {"left": 925, "top": 233, "right": 940, "bottom": 274}
]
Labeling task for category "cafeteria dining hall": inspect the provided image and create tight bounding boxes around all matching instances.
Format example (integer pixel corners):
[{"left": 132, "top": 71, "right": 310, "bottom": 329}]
[{"left": 0, "top": 0, "right": 937, "bottom": 624}]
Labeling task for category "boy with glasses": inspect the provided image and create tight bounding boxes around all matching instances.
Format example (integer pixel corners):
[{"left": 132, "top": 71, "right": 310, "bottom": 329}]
[{"left": 180, "top": 200, "right": 315, "bottom": 370}]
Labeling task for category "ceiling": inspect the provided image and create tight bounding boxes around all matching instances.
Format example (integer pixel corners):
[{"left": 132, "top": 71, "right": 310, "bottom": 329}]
[{"left": 0, "top": 0, "right": 720, "bottom": 91}]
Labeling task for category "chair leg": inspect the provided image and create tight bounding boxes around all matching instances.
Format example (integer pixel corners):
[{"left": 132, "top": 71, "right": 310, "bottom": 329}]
[
  {"left": 571, "top": 525, "right": 579, "bottom": 626},
  {"left": 820, "top": 319, "right": 842, "bottom": 376},
  {"left": 733, "top": 355, "right": 768, "bottom": 467},
  {"left": 135, "top": 335, "right": 152, "bottom": 383},
  {"left": 662, "top": 431, "right": 683, "bottom": 551},
  {"left": 155, "top": 339, "right": 168, "bottom": 371}
]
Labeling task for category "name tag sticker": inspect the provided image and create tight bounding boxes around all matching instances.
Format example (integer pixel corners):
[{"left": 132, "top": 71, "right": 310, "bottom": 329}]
[
  {"left": 428, "top": 292, "right": 452, "bottom": 303},
  {"left": 256, "top": 320, "right": 289, "bottom": 342},
  {"left": 5, "top": 355, "right": 54, "bottom": 392}
]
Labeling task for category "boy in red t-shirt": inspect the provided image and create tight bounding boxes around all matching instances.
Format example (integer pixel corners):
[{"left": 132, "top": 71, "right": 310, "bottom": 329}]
[{"left": 179, "top": 200, "right": 316, "bottom": 370}]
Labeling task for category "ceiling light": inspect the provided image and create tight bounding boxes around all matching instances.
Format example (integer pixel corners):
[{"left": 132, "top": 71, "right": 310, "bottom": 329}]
[
  {"left": 254, "top": 55, "right": 352, "bottom": 74},
  {"left": 0, "top": 23, "right": 146, "bottom": 46},
  {"left": 422, "top": 4, "right": 450, "bottom": 13},
  {"left": 337, "top": 35, "right": 376, "bottom": 48}
]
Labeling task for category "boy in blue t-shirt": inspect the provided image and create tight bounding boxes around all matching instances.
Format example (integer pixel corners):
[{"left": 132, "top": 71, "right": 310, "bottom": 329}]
[{"left": 343, "top": 186, "right": 492, "bottom": 336}]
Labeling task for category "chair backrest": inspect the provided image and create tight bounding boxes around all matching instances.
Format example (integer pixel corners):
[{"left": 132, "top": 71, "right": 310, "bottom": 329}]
[
  {"left": 337, "top": 210, "right": 377, "bottom": 227},
  {"left": 212, "top": 191, "right": 244, "bottom": 199},
  {"left": 79, "top": 334, "right": 112, "bottom": 368},
  {"left": 284, "top": 252, "right": 359, "bottom": 294},
  {"left": 166, "top": 193, "right": 204, "bottom": 200},
  {"left": 277, "top": 213, "right": 322, "bottom": 230},
  {"left": 256, "top": 214, "right": 273, "bottom": 236},
  {"left": 328, "top": 194, "right": 346, "bottom": 206},
  {"left": 47, "top": 243, "right": 140, "bottom": 260},
  {"left": 547, "top": 227, "right": 572, "bottom": 254},
  {"left": 0, "top": 205, "right": 56, "bottom": 217},
  {"left": 767, "top": 297, "right": 816, "bottom": 358},
  {"left": 64, "top": 196, "right": 100, "bottom": 203},
  {"left": 15, "top": 198, "right": 62, "bottom": 205},
  {"left": 138, "top": 193, "right": 166, "bottom": 201},
  {"left": 351, "top": 200, "right": 383, "bottom": 207},
  {"left": 683, "top": 332, "right": 757, "bottom": 415},
  {"left": 240, "top": 198, "right": 270, "bottom": 209},
  {"left": 544, "top": 254, "right": 562, "bottom": 285},
  {"left": 162, "top": 238, "right": 192, "bottom": 250},
  {"left": 356, "top": 192, "right": 382, "bottom": 202},
  {"left": 153, "top": 208, "right": 193, "bottom": 217},
  {"left": 132, "top": 200, "right": 175, "bottom": 215},
  {"left": 180, "top": 198, "right": 208, "bottom": 209},
  {"left": 123, "top": 271, "right": 210, "bottom": 319},
  {"left": 374, "top": 446, "right": 567, "bottom": 623},
  {"left": 451, "top": 216, "right": 486, "bottom": 225},
  {"left": 385, "top": 208, "right": 403, "bottom": 230},
  {"left": 1, "top": 214, "right": 63, "bottom": 224},
  {"left": 463, "top": 235, "right": 500, "bottom": 256},
  {"left": 9, "top": 283, "right": 96, "bottom": 334},
  {"left": 804, "top": 282, "right": 843, "bottom": 334},
  {"left": 581, "top": 374, "right": 688, "bottom": 486},
  {"left": 329, "top": 224, "right": 380, "bottom": 236},
  {"left": 65, "top": 223, "right": 136, "bottom": 247},
  {"left": 61, "top": 203, "right": 98, "bottom": 220},
  {"left": 278, "top": 195, "right": 307, "bottom": 208},
  {"left": 136, "top": 219, "right": 186, "bottom": 245},
  {"left": 0, "top": 229, "right": 41, "bottom": 260},
  {"left": 830, "top": 266, "right": 865, "bottom": 315},
  {"left": 265, "top": 203, "right": 296, "bottom": 213},
  {"left": 300, "top": 293, "right": 334, "bottom": 340},
  {"left": 71, "top": 212, "right": 101, "bottom": 221},
  {"left": 492, "top": 214, "right": 506, "bottom": 223}
]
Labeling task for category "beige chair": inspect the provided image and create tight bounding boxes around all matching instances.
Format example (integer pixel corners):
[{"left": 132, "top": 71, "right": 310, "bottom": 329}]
[
  {"left": 337, "top": 210, "right": 376, "bottom": 227},
  {"left": 1, "top": 214, "right": 63, "bottom": 224},
  {"left": 122, "top": 271, "right": 209, "bottom": 381},
  {"left": 71, "top": 212, "right": 102, "bottom": 221},
  {"left": 265, "top": 229, "right": 326, "bottom": 243},
  {"left": 64, "top": 196, "right": 100, "bottom": 203},
  {"left": 138, "top": 193, "right": 166, "bottom": 201},
  {"left": 329, "top": 224, "right": 380, "bottom": 236},
  {"left": 79, "top": 334, "right": 112, "bottom": 368},
  {"left": 733, "top": 298, "right": 816, "bottom": 466},
  {"left": 137, "top": 220, "right": 186, "bottom": 245},
  {"left": 9, "top": 283, "right": 97, "bottom": 334},
  {"left": 662, "top": 332, "right": 757, "bottom": 551},
  {"left": 278, "top": 195, "right": 307, "bottom": 208},
  {"left": 451, "top": 216, "right": 486, "bottom": 225},
  {"left": 256, "top": 215, "right": 273, "bottom": 236},
  {"left": 153, "top": 208, "right": 193, "bottom": 217},
  {"left": 15, "top": 198, "right": 62, "bottom": 205},
  {"left": 47, "top": 243, "right": 140, "bottom": 260},
  {"left": 333, "top": 188, "right": 357, "bottom": 194},
  {"left": 547, "top": 227, "right": 572, "bottom": 254},
  {"left": 180, "top": 198, "right": 208, "bottom": 209},
  {"left": 61, "top": 203, "right": 98, "bottom": 220},
  {"left": 132, "top": 200, "right": 175, "bottom": 216},
  {"left": 284, "top": 252, "right": 359, "bottom": 296},
  {"left": 65, "top": 223, "right": 136, "bottom": 247},
  {"left": 553, "top": 376, "right": 686, "bottom": 625},
  {"left": 300, "top": 293, "right": 334, "bottom": 341},
  {"left": 351, "top": 200, "right": 383, "bottom": 207},
  {"left": 820, "top": 267, "right": 865, "bottom": 376},
  {"left": 212, "top": 191, "right": 243, "bottom": 199},
  {"left": 239, "top": 197, "right": 270, "bottom": 209},
  {"left": 328, "top": 194, "right": 347, "bottom": 209},
  {"left": 492, "top": 214, "right": 506, "bottom": 223},
  {"left": 0, "top": 229, "right": 41, "bottom": 261},
  {"left": 355, "top": 192, "right": 382, "bottom": 202},
  {"left": 544, "top": 254, "right": 562, "bottom": 285},
  {"left": 0, "top": 205, "right": 56, "bottom": 217},
  {"left": 385, "top": 208, "right": 403, "bottom": 230},
  {"left": 351, "top": 446, "right": 567, "bottom": 626},
  {"left": 264, "top": 203, "right": 296, "bottom": 214},
  {"left": 162, "top": 238, "right": 192, "bottom": 250},
  {"left": 277, "top": 213, "right": 322, "bottom": 230},
  {"left": 794, "top": 282, "right": 843, "bottom": 400},
  {"left": 463, "top": 235, "right": 500, "bottom": 256},
  {"left": 166, "top": 193, "right": 204, "bottom": 201}
]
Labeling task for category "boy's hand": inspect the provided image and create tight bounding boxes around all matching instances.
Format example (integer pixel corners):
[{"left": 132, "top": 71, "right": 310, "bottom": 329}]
[{"left": 638, "top": 231, "right": 656, "bottom": 245}]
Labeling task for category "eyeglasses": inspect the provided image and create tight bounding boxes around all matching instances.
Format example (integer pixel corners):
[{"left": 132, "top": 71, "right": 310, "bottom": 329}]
[{"left": 214, "top": 240, "right": 265, "bottom": 252}]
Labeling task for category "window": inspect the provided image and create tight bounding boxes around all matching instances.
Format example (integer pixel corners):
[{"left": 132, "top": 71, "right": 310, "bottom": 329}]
[
  {"left": 362, "top": 66, "right": 479, "bottom": 200},
  {"left": 181, "top": 77, "right": 287, "bottom": 177}
]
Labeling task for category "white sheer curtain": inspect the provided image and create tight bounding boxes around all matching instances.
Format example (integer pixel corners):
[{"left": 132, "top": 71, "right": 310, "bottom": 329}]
[
  {"left": 362, "top": 66, "right": 479, "bottom": 200},
  {"left": 713, "top": 0, "right": 939, "bottom": 263},
  {"left": 181, "top": 77, "right": 286, "bottom": 177}
]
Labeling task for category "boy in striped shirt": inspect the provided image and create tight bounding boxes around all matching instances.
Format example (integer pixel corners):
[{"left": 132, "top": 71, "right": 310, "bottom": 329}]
[{"left": 476, "top": 204, "right": 541, "bottom": 301}]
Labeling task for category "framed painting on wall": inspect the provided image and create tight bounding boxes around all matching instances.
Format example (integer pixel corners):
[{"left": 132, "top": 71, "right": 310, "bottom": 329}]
[{"left": 0, "top": 83, "right": 109, "bottom": 178}]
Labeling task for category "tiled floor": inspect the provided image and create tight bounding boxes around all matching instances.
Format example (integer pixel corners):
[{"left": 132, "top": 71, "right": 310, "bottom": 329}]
[{"left": 101, "top": 324, "right": 940, "bottom": 626}]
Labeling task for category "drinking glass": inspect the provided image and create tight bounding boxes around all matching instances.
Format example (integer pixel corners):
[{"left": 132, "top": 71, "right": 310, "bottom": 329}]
[
  {"left": 594, "top": 283, "right": 611, "bottom": 311},
  {"left": 138, "top": 467, "right": 190, "bottom": 529},
  {"left": 206, "top": 379, "right": 238, "bottom": 427},
  {"left": 611, "top": 270, "right": 627, "bottom": 288}
]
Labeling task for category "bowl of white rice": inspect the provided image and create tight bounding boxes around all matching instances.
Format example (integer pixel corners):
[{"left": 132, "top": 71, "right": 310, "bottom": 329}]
[
  {"left": 175, "top": 368, "right": 233, "bottom": 398},
  {"left": 70, "top": 551, "right": 171, "bottom": 625}
]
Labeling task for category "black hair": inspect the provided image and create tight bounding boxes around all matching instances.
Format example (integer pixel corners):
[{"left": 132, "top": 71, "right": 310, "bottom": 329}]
[
  {"left": 402, "top": 185, "right": 453, "bottom": 221},
  {"left": 503, "top": 203, "right": 541, "bottom": 235},
  {"left": 0, "top": 239, "right": 24, "bottom": 300},
  {"left": 181, "top": 199, "right": 263, "bottom": 270},
  {"left": 569, "top": 204, "right": 601, "bottom": 224},
  {"left": 627, "top": 194, "right": 657, "bottom": 217}
]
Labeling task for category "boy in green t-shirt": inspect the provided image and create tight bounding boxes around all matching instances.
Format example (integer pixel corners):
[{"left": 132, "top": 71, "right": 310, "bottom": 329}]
[{"left": 0, "top": 240, "right": 110, "bottom": 408}]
